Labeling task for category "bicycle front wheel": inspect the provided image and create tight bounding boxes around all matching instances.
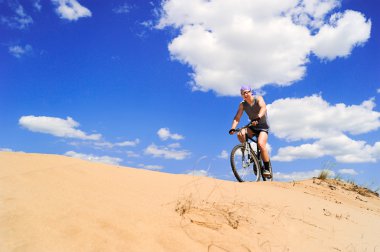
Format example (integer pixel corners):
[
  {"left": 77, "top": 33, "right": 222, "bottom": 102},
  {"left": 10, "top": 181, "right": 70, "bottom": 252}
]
[{"left": 230, "top": 144, "right": 261, "bottom": 182}]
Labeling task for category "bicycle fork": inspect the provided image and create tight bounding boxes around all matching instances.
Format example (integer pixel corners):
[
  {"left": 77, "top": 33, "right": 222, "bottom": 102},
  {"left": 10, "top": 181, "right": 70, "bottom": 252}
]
[{"left": 242, "top": 141, "right": 252, "bottom": 168}]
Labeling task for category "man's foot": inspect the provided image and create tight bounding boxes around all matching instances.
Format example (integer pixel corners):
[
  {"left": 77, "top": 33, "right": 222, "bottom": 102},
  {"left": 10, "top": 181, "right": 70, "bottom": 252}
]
[
  {"left": 263, "top": 160, "right": 272, "bottom": 178},
  {"left": 262, "top": 169, "right": 271, "bottom": 177}
]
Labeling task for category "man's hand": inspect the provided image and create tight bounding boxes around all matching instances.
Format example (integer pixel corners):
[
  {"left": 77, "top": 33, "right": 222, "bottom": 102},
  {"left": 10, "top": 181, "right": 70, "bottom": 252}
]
[
  {"left": 229, "top": 129, "right": 236, "bottom": 135},
  {"left": 251, "top": 117, "right": 260, "bottom": 126}
]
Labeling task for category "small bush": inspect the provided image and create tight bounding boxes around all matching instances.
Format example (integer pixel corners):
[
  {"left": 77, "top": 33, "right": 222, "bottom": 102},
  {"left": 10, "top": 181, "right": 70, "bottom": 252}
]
[
  {"left": 317, "top": 170, "right": 330, "bottom": 180},
  {"left": 334, "top": 173, "right": 342, "bottom": 181}
]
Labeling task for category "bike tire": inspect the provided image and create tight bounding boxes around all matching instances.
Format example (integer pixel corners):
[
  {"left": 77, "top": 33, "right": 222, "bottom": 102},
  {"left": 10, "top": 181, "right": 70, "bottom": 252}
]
[{"left": 230, "top": 144, "right": 261, "bottom": 182}]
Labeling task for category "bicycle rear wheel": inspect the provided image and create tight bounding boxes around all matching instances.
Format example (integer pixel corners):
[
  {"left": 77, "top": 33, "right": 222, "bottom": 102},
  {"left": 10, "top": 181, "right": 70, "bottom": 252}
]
[{"left": 230, "top": 144, "right": 261, "bottom": 182}]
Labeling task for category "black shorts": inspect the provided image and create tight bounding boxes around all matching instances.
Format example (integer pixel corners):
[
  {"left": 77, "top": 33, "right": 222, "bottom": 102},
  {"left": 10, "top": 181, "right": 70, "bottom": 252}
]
[{"left": 248, "top": 126, "right": 269, "bottom": 136}]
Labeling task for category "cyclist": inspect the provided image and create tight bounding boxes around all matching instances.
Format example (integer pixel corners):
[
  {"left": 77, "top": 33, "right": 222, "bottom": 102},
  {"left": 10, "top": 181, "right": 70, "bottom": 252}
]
[{"left": 229, "top": 86, "right": 272, "bottom": 177}]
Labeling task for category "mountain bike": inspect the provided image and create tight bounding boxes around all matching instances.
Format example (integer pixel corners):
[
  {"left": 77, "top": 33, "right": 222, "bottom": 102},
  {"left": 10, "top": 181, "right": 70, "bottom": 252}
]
[{"left": 230, "top": 123, "right": 273, "bottom": 182}]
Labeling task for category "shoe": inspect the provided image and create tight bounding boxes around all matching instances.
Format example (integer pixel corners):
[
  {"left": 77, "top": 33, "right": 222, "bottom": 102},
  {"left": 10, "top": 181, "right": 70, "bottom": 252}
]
[{"left": 262, "top": 169, "right": 271, "bottom": 177}]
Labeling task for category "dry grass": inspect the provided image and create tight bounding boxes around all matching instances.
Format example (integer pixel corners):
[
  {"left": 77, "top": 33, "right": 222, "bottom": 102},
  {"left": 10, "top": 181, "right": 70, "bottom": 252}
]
[
  {"left": 317, "top": 170, "right": 330, "bottom": 180},
  {"left": 173, "top": 175, "right": 254, "bottom": 231},
  {"left": 313, "top": 177, "right": 379, "bottom": 198},
  {"left": 339, "top": 180, "right": 379, "bottom": 197},
  {"left": 175, "top": 194, "right": 251, "bottom": 230}
]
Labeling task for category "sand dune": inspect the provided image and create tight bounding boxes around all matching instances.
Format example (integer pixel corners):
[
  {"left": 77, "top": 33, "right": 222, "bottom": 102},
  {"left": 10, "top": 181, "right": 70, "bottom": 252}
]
[{"left": 1, "top": 152, "right": 380, "bottom": 251}]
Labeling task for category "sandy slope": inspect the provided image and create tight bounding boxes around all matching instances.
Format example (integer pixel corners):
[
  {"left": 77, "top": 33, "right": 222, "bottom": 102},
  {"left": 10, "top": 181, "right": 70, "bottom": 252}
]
[{"left": 1, "top": 152, "right": 380, "bottom": 252}]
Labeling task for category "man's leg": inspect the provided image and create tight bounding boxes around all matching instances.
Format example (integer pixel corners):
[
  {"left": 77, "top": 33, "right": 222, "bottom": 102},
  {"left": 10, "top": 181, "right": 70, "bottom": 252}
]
[
  {"left": 257, "top": 131, "right": 269, "bottom": 161},
  {"left": 237, "top": 128, "right": 253, "bottom": 143},
  {"left": 237, "top": 128, "right": 246, "bottom": 143},
  {"left": 257, "top": 131, "right": 272, "bottom": 176}
]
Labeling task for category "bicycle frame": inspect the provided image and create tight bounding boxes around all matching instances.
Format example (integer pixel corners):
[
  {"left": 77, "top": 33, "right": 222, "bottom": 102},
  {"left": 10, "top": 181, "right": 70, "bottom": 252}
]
[
  {"left": 244, "top": 132, "right": 262, "bottom": 168},
  {"left": 233, "top": 123, "right": 263, "bottom": 170}
]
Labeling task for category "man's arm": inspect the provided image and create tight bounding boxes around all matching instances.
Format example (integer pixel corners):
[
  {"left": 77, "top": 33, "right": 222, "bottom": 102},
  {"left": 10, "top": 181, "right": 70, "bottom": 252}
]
[
  {"left": 256, "top": 96, "right": 267, "bottom": 119},
  {"left": 230, "top": 103, "right": 244, "bottom": 133}
]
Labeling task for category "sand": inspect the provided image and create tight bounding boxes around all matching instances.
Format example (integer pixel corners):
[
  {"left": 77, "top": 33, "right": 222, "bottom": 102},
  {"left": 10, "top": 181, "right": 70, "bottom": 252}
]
[{"left": 1, "top": 151, "right": 380, "bottom": 251}]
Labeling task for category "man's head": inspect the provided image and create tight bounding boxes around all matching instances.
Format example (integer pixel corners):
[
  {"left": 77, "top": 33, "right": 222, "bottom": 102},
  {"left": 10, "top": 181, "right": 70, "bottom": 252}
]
[{"left": 240, "top": 85, "right": 252, "bottom": 96}]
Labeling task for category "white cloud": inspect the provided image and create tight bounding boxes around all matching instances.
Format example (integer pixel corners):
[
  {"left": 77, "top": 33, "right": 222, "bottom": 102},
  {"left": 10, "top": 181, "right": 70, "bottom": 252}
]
[
  {"left": 8, "top": 44, "right": 33, "bottom": 58},
  {"left": 19, "top": 115, "right": 101, "bottom": 140},
  {"left": 312, "top": 10, "right": 371, "bottom": 60},
  {"left": 187, "top": 169, "right": 210, "bottom": 177},
  {"left": 268, "top": 95, "right": 380, "bottom": 141},
  {"left": 338, "top": 168, "right": 358, "bottom": 176},
  {"left": 157, "top": 0, "right": 371, "bottom": 96},
  {"left": 273, "top": 134, "right": 380, "bottom": 163},
  {"left": 92, "top": 142, "right": 114, "bottom": 148},
  {"left": 0, "top": 148, "right": 14, "bottom": 152},
  {"left": 33, "top": 0, "right": 42, "bottom": 11},
  {"left": 377, "top": 88, "right": 380, "bottom": 94},
  {"left": 138, "top": 163, "right": 164, "bottom": 170},
  {"left": 52, "top": 0, "right": 92, "bottom": 21},
  {"left": 157, "top": 128, "right": 184, "bottom": 141},
  {"left": 126, "top": 150, "right": 140, "bottom": 158},
  {"left": 1, "top": 2, "right": 33, "bottom": 29},
  {"left": 65, "top": 151, "right": 122, "bottom": 165},
  {"left": 269, "top": 95, "right": 380, "bottom": 163},
  {"left": 318, "top": 135, "right": 378, "bottom": 163},
  {"left": 94, "top": 139, "right": 140, "bottom": 148},
  {"left": 289, "top": 0, "right": 341, "bottom": 29},
  {"left": 0, "top": 148, "right": 24, "bottom": 153},
  {"left": 274, "top": 169, "right": 335, "bottom": 181},
  {"left": 266, "top": 143, "right": 272, "bottom": 155},
  {"left": 115, "top": 139, "right": 140, "bottom": 147},
  {"left": 218, "top": 150, "right": 228, "bottom": 159},
  {"left": 113, "top": 3, "right": 131, "bottom": 14},
  {"left": 141, "top": 20, "right": 154, "bottom": 29},
  {"left": 167, "top": 143, "right": 181, "bottom": 148},
  {"left": 144, "top": 143, "right": 190, "bottom": 160},
  {"left": 272, "top": 143, "right": 324, "bottom": 162},
  {"left": 68, "top": 138, "right": 141, "bottom": 151}
]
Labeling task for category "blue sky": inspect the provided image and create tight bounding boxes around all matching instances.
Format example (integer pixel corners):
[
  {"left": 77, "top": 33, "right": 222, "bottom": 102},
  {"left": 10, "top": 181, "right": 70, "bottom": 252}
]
[{"left": 1, "top": 0, "right": 379, "bottom": 188}]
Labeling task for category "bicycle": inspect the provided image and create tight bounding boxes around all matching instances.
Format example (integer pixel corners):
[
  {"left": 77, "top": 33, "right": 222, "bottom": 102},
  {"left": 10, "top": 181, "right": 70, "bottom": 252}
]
[{"left": 230, "top": 123, "right": 273, "bottom": 182}]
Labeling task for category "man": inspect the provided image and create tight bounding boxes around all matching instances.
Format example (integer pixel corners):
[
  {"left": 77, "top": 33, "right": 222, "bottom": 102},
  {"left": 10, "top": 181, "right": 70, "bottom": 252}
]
[{"left": 229, "top": 86, "right": 272, "bottom": 177}]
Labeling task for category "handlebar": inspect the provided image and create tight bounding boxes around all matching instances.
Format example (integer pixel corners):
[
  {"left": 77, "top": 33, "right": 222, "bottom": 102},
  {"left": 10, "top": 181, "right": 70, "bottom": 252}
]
[
  {"left": 230, "top": 122, "right": 252, "bottom": 134},
  {"left": 230, "top": 117, "right": 261, "bottom": 134},
  {"left": 230, "top": 123, "right": 259, "bottom": 143},
  {"left": 235, "top": 123, "right": 252, "bottom": 133}
]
